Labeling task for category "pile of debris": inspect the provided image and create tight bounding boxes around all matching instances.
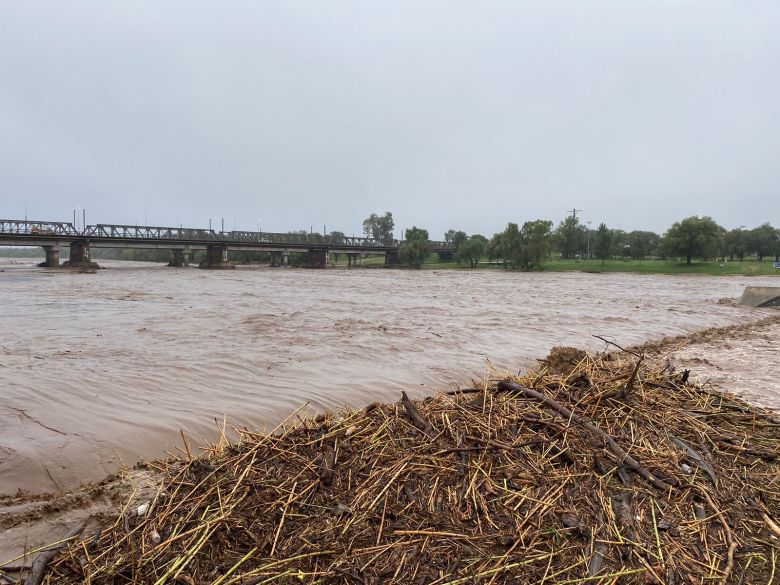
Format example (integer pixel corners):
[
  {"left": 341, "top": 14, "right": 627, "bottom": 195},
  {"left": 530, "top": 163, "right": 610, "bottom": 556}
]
[{"left": 28, "top": 348, "right": 780, "bottom": 584}]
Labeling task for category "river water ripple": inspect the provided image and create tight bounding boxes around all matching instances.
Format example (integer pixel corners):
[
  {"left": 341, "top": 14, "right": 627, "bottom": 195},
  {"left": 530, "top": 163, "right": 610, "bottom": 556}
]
[{"left": 0, "top": 259, "right": 777, "bottom": 493}]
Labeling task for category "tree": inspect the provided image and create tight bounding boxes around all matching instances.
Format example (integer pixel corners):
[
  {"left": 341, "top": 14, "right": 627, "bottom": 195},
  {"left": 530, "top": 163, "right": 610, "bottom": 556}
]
[
  {"left": 497, "top": 223, "right": 523, "bottom": 268},
  {"left": 747, "top": 223, "right": 776, "bottom": 262},
  {"left": 486, "top": 232, "right": 507, "bottom": 266},
  {"left": 662, "top": 216, "right": 723, "bottom": 264},
  {"left": 775, "top": 228, "right": 780, "bottom": 262},
  {"left": 518, "top": 220, "right": 553, "bottom": 270},
  {"left": 399, "top": 226, "right": 432, "bottom": 268},
  {"left": 554, "top": 216, "right": 586, "bottom": 259},
  {"left": 444, "top": 229, "right": 468, "bottom": 246},
  {"left": 362, "top": 212, "right": 395, "bottom": 245},
  {"left": 456, "top": 235, "right": 487, "bottom": 268},
  {"left": 724, "top": 228, "right": 749, "bottom": 261},
  {"left": 487, "top": 221, "right": 551, "bottom": 270},
  {"left": 594, "top": 223, "right": 613, "bottom": 265},
  {"left": 610, "top": 229, "right": 629, "bottom": 259},
  {"left": 626, "top": 230, "right": 660, "bottom": 260}
]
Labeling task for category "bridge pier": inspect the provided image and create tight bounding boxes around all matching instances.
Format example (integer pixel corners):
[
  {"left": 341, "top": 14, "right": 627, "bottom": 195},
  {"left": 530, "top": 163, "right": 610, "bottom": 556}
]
[
  {"left": 347, "top": 253, "right": 360, "bottom": 267},
  {"left": 307, "top": 248, "right": 328, "bottom": 268},
  {"left": 200, "top": 245, "right": 235, "bottom": 269},
  {"left": 385, "top": 249, "right": 400, "bottom": 266},
  {"left": 38, "top": 245, "right": 61, "bottom": 268},
  {"left": 283, "top": 252, "right": 289, "bottom": 266},
  {"left": 168, "top": 249, "right": 190, "bottom": 267},
  {"left": 64, "top": 240, "right": 99, "bottom": 269}
]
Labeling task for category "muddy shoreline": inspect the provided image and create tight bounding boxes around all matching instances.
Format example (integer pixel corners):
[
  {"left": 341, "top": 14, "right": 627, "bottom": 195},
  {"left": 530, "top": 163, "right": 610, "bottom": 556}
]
[{"left": 1, "top": 315, "right": 778, "bottom": 569}]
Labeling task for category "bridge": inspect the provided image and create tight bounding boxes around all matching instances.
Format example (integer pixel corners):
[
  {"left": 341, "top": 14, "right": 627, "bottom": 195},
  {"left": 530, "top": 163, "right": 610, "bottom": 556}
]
[{"left": 0, "top": 219, "right": 454, "bottom": 269}]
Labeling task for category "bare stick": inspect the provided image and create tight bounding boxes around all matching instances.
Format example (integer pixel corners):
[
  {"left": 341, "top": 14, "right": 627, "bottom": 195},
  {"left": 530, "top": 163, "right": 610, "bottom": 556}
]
[{"left": 592, "top": 335, "right": 642, "bottom": 358}]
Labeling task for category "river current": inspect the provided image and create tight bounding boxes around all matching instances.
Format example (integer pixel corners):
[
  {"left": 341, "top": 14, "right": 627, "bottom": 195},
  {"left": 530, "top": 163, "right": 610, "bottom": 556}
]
[{"left": 0, "top": 259, "right": 777, "bottom": 494}]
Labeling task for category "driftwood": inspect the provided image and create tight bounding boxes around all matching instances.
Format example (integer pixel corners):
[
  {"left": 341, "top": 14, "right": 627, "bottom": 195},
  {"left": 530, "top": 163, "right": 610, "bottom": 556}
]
[
  {"left": 497, "top": 380, "right": 675, "bottom": 491},
  {"left": 27, "top": 519, "right": 89, "bottom": 585},
  {"left": 316, "top": 447, "right": 336, "bottom": 486},
  {"left": 400, "top": 391, "right": 434, "bottom": 434}
]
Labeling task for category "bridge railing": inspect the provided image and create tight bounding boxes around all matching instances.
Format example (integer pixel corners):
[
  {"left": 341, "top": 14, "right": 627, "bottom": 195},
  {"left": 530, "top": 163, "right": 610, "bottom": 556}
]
[
  {"left": 0, "top": 219, "right": 80, "bottom": 237},
  {"left": 85, "top": 224, "right": 221, "bottom": 240}
]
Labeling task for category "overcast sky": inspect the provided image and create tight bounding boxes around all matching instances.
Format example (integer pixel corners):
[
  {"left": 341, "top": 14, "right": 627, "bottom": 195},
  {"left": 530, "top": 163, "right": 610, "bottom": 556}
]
[{"left": 1, "top": 1, "right": 778, "bottom": 238}]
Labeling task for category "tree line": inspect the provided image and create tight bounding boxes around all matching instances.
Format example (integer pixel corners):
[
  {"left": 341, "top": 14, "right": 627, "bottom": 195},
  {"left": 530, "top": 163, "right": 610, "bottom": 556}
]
[{"left": 364, "top": 211, "right": 780, "bottom": 269}]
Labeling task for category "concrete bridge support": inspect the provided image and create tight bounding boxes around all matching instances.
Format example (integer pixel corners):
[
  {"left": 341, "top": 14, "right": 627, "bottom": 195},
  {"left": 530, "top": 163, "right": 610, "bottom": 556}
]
[
  {"left": 308, "top": 248, "right": 328, "bottom": 268},
  {"left": 270, "top": 251, "right": 290, "bottom": 267},
  {"left": 200, "top": 245, "right": 235, "bottom": 269},
  {"left": 385, "top": 249, "right": 400, "bottom": 266},
  {"left": 347, "top": 253, "right": 360, "bottom": 267},
  {"left": 168, "top": 249, "right": 190, "bottom": 267},
  {"left": 39, "top": 245, "right": 61, "bottom": 268},
  {"left": 64, "top": 240, "right": 99, "bottom": 269}
]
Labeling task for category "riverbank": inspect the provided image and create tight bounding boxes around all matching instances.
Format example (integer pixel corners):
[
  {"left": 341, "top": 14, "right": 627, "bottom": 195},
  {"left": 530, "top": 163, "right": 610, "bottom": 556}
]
[
  {"left": 12, "top": 320, "right": 780, "bottom": 583},
  {"left": 1, "top": 316, "right": 778, "bottom": 583}
]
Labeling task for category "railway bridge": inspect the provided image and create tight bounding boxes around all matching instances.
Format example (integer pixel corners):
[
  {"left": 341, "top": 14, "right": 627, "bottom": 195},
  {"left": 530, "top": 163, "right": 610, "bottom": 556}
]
[{"left": 0, "top": 219, "right": 454, "bottom": 269}]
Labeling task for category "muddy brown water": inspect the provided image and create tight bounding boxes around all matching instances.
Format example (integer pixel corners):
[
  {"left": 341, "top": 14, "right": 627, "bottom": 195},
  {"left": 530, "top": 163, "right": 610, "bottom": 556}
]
[{"left": 1, "top": 259, "right": 778, "bottom": 495}]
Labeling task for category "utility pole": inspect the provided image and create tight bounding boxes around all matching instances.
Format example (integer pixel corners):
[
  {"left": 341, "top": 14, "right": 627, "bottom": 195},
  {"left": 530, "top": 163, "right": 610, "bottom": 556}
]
[
  {"left": 568, "top": 208, "right": 582, "bottom": 221},
  {"left": 221, "top": 218, "right": 225, "bottom": 233},
  {"left": 24, "top": 201, "right": 27, "bottom": 222}
]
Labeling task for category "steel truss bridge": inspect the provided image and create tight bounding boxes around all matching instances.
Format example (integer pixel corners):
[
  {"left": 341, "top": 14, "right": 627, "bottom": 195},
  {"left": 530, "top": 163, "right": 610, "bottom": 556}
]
[{"left": 0, "top": 219, "right": 453, "bottom": 268}]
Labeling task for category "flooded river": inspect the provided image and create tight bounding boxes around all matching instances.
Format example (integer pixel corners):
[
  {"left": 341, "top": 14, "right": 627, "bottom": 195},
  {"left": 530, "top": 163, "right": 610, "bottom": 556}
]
[{"left": 1, "top": 259, "right": 778, "bottom": 494}]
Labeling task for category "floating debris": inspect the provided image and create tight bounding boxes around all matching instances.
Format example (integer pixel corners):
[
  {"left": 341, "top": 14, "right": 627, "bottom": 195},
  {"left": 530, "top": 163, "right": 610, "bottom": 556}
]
[{"left": 30, "top": 349, "right": 780, "bottom": 584}]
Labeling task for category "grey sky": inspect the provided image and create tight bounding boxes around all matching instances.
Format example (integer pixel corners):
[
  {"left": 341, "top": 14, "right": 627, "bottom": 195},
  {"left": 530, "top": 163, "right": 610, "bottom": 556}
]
[{"left": 1, "top": 1, "right": 778, "bottom": 238}]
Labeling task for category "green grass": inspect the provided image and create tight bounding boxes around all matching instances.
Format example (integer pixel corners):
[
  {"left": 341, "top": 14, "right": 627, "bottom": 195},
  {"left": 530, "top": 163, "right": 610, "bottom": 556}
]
[
  {"left": 539, "top": 259, "right": 779, "bottom": 276},
  {"left": 334, "top": 253, "right": 779, "bottom": 275}
]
